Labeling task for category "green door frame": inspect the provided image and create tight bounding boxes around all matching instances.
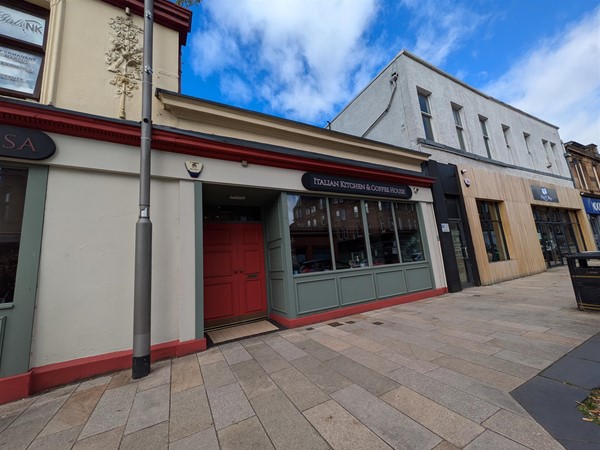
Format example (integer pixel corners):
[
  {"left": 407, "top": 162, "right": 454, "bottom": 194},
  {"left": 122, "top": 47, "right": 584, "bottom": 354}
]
[{"left": 0, "top": 165, "right": 48, "bottom": 378}]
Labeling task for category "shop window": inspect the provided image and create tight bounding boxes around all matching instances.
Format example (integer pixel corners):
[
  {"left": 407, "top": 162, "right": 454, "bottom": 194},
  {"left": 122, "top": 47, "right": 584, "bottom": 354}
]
[
  {"left": 365, "top": 200, "right": 399, "bottom": 265},
  {"left": 288, "top": 195, "right": 332, "bottom": 274},
  {"left": 395, "top": 202, "right": 424, "bottom": 262},
  {"left": 0, "top": 166, "right": 28, "bottom": 303},
  {"left": 288, "top": 194, "right": 425, "bottom": 274},
  {"left": 330, "top": 198, "right": 367, "bottom": 268},
  {"left": 418, "top": 90, "right": 434, "bottom": 141},
  {"left": 477, "top": 200, "right": 510, "bottom": 262},
  {"left": 0, "top": 1, "right": 48, "bottom": 100}
]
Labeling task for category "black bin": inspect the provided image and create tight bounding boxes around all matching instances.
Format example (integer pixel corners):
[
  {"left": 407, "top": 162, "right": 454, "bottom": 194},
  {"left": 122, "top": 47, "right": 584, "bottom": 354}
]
[{"left": 567, "top": 252, "right": 600, "bottom": 311}]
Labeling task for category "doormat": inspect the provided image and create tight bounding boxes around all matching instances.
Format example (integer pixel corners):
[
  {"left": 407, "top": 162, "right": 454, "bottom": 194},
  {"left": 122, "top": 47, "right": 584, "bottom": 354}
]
[{"left": 206, "top": 320, "right": 280, "bottom": 345}]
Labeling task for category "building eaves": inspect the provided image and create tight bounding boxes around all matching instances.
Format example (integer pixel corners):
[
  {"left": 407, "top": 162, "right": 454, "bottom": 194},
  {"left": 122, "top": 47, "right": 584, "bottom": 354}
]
[{"left": 156, "top": 88, "right": 430, "bottom": 166}]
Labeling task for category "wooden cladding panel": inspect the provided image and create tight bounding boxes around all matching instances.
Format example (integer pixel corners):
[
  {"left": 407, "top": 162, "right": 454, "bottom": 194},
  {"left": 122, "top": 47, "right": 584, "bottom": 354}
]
[{"left": 458, "top": 166, "right": 596, "bottom": 285}]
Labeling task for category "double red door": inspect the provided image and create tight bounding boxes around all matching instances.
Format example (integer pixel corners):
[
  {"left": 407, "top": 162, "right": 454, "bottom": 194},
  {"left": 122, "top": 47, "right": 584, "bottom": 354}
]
[{"left": 203, "top": 223, "right": 267, "bottom": 328}]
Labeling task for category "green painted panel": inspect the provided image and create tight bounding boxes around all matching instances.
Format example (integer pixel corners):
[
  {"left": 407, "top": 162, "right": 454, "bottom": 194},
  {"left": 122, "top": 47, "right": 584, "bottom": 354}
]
[
  {"left": 194, "top": 182, "right": 204, "bottom": 339},
  {"left": 339, "top": 273, "right": 376, "bottom": 305},
  {"left": 0, "top": 165, "right": 47, "bottom": 377},
  {"left": 296, "top": 277, "right": 338, "bottom": 315},
  {"left": 0, "top": 316, "right": 5, "bottom": 362},
  {"left": 269, "top": 277, "right": 287, "bottom": 313},
  {"left": 375, "top": 269, "right": 407, "bottom": 298},
  {"left": 405, "top": 266, "right": 433, "bottom": 292},
  {"left": 266, "top": 201, "right": 282, "bottom": 241},
  {"left": 268, "top": 247, "right": 284, "bottom": 271}
]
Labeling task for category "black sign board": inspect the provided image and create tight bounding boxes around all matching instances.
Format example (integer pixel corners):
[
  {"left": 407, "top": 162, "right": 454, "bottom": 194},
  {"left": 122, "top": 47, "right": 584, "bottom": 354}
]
[
  {"left": 302, "top": 172, "right": 412, "bottom": 199},
  {"left": 0, "top": 124, "right": 55, "bottom": 160},
  {"left": 531, "top": 185, "right": 558, "bottom": 203}
]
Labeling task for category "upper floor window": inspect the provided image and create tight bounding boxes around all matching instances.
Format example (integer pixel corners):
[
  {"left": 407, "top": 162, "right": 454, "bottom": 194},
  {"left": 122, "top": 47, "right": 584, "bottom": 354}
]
[
  {"left": 418, "top": 90, "right": 434, "bottom": 141},
  {"left": 523, "top": 132, "right": 532, "bottom": 154},
  {"left": 0, "top": 0, "right": 48, "bottom": 100},
  {"left": 479, "top": 116, "right": 491, "bottom": 158},
  {"left": 452, "top": 104, "right": 466, "bottom": 151}
]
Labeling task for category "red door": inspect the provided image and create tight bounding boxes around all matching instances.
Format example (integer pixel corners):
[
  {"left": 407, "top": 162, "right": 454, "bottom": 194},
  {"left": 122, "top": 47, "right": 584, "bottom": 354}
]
[{"left": 203, "top": 223, "right": 267, "bottom": 328}]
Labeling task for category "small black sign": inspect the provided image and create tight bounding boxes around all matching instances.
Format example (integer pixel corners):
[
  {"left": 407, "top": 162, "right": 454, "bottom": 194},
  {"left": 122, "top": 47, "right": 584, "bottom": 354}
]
[
  {"left": 0, "top": 124, "right": 55, "bottom": 160},
  {"left": 531, "top": 185, "right": 558, "bottom": 203},
  {"left": 302, "top": 173, "right": 412, "bottom": 199}
]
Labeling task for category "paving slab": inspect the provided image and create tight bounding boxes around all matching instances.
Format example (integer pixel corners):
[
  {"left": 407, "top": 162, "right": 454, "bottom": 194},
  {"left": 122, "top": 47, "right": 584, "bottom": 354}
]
[
  {"left": 324, "top": 356, "right": 398, "bottom": 396},
  {"left": 0, "top": 417, "right": 48, "bottom": 450},
  {"left": 137, "top": 360, "right": 171, "bottom": 392},
  {"left": 262, "top": 335, "right": 309, "bottom": 361},
  {"left": 287, "top": 336, "right": 341, "bottom": 362},
  {"left": 72, "top": 426, "right": 124, "bottom": 450},
  {"left": 169, "top": 385, "right": 213, "bottom": 442},
  {"left": 463, "top": 430, "right": 529, "bottom": 450},
  {"left": 28, "top": 424, "right": 83, "bottom": 450},
  {"left": 39, "top": 384, "right": 105, "bottom": 437},
  {"left": 340, "top": 346, "right": 401, "bottom": 374},
  {"left": 241, "top": 341, "right": 292, "bottom": 374},
  {"left": 303, "top": 399, "right": 392, "bottom": 450},
  {"left": 249, "top": 389, "right": 330, "bottom": 450},
  {"left": 331, "top": 384, "right": 442, "bottom": 450},
  {"left": 270, "top": 367, "right": 330, "bottom": 412},
  {"left": 428, "top": 367, "right": 528, "bottom": 416},
  {"left": 171, "top": 354, "right": 203, "bottom": 393},
  {"left": 169, "top": 427, "right": 219, "bottom": 450},
  {"left": 386, "top": 366, "right": 500, "bottom": 423},
  {"left": 125, "top": 383, "right": 170, "bottom": 435},
  {"left": 291, "top": 355, "right": 353, "bottom": 394},
  {"left": 79, "top": 383, "right": 137, "bottom": 440},
  {"left": 206, "top": 383, "right": 255, "bottom": 431},
  {"left": 230, "top": 359, "right": 279, "bottom": 399},
  {"left": 482, "top": 409, "right": 564, "bottom": 450},
  {"left": 217, "top": 416, "right": 274, "bottom": 450},
  {"left": 432, "top": 355, "right": 524, "bottom": 391},
  {"left": 201, "top": 360, "right": 237, "bottom": 390},
  {"left": 119, "top": 421, "right": 168, "bottom": 450},
  {"left": 381, "top": 386, "right": 484, "bottom": 447},
  {"left": 219, "top": 341, "right": 253, "bottom": 365}
]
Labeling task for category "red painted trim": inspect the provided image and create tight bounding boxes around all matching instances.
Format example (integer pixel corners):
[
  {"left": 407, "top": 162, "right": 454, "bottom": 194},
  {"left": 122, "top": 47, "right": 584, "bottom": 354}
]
[
  {"left": 0, "top": 101, "right": 435, "bottom": 188},
  {"left": 0, "top": 372, "right": 30, "bottom": 405},
  {"left": 176, "top": 338, "right": 207, "bottom": 357},
  {"left": 270, "top": 288, "right": 447, "bottom": 328},
  {"left": 100, "top": 0, "right": 192, "bottom": 45},
  {"left": 0, "top": 337, "right": 206, "bottom": 405}
]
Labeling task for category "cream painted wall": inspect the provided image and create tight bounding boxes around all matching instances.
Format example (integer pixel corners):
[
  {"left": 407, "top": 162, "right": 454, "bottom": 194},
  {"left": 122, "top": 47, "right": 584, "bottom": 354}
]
[
  {"left": 50, "top": 0, "right": 180, "bottom": 121},
  {"left": 30, "top": 167, "right": 181, "bottom": 366}
]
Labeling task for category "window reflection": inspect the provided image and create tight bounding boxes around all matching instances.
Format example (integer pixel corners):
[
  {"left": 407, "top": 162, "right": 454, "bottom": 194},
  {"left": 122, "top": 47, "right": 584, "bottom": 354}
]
[
  {"left": 0, "top": 167, "right": 28, "bottom": 303},
  {"left": 395, "top": 203, "right": 424, "bottom": 262},
  {"left": 288, "top": 194, "right": 425, "bottom": 275},
  {"left": 365, "top": 200, "right": 399, "bottom": 265},
  {"left": 329, "top": 198, "right": 368, "bottom": 269},
  {"left": 288, "top": 195, "right": 332, "bottom": 274}
]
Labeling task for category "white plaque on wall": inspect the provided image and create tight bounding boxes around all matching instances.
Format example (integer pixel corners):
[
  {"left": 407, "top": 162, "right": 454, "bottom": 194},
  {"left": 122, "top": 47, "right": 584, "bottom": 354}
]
[{"left": 0, "top": 45, "right": 42, "bottom": 95}]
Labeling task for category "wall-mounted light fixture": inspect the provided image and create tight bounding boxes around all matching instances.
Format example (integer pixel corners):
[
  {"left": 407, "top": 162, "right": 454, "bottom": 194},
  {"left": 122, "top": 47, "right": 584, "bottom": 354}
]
[
  {"left": 241, "top": 160, "right": 248, "bottom": 167},
  {"left": 228, "top": 195, "right": 246, "bottom": 201}
]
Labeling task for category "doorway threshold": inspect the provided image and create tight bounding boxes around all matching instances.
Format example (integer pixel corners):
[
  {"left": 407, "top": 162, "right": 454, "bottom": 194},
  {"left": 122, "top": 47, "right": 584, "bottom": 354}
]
[{"left": 206, "top": 319, "right": 283, "bottom": 346}]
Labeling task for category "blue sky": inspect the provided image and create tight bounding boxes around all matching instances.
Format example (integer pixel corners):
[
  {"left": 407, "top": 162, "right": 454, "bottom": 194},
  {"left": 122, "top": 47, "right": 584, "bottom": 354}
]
[{"left": 180, "top": 0, "right": 600, "bottom": 145}]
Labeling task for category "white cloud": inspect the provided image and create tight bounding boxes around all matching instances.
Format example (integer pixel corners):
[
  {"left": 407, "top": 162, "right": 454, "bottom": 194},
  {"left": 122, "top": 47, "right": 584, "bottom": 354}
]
[
  {"left": 188, "top": 0, "right": 384, "bottom": 124},
  {"left": 484, "top": 7, "right": 600, "bottom": 145},
  {"left": 399, "top": 0, "right": 490, "bottom": 66}
]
